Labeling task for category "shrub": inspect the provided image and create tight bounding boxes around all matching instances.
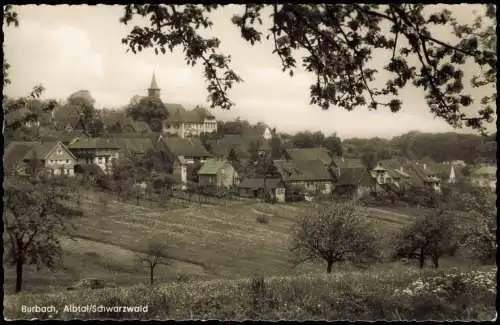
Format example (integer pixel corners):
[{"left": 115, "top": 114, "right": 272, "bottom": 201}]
[{"left": 256, "top": 214, "right": 270, "bottom": 224}]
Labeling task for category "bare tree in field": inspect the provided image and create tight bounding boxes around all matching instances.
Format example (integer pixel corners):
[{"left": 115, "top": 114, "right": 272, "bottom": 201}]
[
  {"left": 290, "top": 201, "right": 381, "bottom": 273},
  {"left": 136, "top": 241, "right": 173, "bottom": 285}
]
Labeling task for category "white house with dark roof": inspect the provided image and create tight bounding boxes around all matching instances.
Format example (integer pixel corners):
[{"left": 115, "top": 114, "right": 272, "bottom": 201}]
[
  {"left": 4, "top": 141, "right": 77, "bottom": 177},
  {"left": 143, "top": 73, "right": 218, "bottom": 137},
  {"left": 163, "top": 106, "right": 218, "bottom": 138},
  {"left": 67, "top": 137, "right": 121, "bottom": 174},
  {"left": 197, "top": 158, "right": 239, "bottom": 191},
  {"left": 159, "top": 136, "right": 212, "bottom": 188}
]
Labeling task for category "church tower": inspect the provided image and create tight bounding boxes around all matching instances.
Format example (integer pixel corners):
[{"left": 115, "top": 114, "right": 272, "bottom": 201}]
[{"left": 148, "top": 73, "right": 161, "bottom": 99}]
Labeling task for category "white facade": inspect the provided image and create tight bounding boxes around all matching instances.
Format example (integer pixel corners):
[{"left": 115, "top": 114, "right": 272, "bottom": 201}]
[
  {"left": 163, "top": 119, "right": 217, "bottom": 138},
  {"left": 263, "top": 127, "right": 272, "bottom": 140}
]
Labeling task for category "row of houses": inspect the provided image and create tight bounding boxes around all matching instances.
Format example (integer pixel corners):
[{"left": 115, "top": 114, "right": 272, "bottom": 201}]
[
  {"left": 7, "top": 74, "right": 219, "bottom": 139},
  {"left": 4, "top": 133, "right": 496, "bottom": 200}
]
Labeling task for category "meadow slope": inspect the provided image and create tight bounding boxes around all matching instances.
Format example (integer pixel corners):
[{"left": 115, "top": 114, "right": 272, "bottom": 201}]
[{"left": 4, "top": 190, "right": 420, "bottom": 294}]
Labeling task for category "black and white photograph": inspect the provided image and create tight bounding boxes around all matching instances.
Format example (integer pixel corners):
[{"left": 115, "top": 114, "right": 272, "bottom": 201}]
[{"left": 2, "top": 3, "right": 497, "bottom": 321}]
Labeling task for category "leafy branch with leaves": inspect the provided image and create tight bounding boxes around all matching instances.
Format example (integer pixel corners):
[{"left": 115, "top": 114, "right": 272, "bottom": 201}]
[{"left": 120, "top": 4, "right": 496, "bottom": 134}]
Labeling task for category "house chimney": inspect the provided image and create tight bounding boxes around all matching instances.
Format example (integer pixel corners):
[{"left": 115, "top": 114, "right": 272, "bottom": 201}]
[{"left": 423, "top": 164, "right": 427, "bottom": 170}]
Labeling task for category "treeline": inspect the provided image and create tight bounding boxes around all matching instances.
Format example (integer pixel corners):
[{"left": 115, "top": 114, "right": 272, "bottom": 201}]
[{"left": 344, "top": 131, "right": 496, "bottom": 164}]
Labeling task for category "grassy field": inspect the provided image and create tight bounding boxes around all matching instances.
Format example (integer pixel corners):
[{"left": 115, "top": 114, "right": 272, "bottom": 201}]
[
  {"left": 4, "top": 264, "right": 496, "bottom": 320},
  {"left": 3, "top": 189, "right": 459, "bottom": 294}
]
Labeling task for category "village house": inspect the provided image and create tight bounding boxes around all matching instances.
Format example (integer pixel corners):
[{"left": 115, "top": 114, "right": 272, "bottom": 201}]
[
  {"left": 163, "top": 107, "right": 218, "bottom": 137},
  {"left": 102, "top": 111, "right": 152, "bottom": 134},
  {"left": 386, "top": 168, "right": 413, "bottom": 190},
  {"left": 197, "top": 158, "right": 239, "bottom": 193},
  {"left": 470, "top": 165, "right": 496, "bottom": 192},
  {"left": 330, "top": 156, "right": 365, "bottom": 177},
  {"left": 113, "top": 136, "right": 158, "bottom": 159},
  {"left": 67, "top": 137, "right": 121, "bottom": 174},
  {"left": 206, "top": 139, "right": 251, "bottom": 161},
  {"left": 159, "top": 136, "right": 212, "bottom": 188},
  {"left": 273, "top": 159, "right": 333, "bottom": 199},
  {"left": 403, "top": 162, "right": 442, "bottom": 193},
  {"left": 238, "top": 178, "right": 286, "bottom": 202},
  {"left": 52, "top": 106, "right": 87, "bottom": 131},
  {"left": 378, "top": 157, "right": 411, "bottom": 177},
  {"left": 151, "top": 70, "right": 217, "bottom": 138},
  {"left": 370, "top": 164, "right": 392, "bottom": 184},
  {"left": 285, "top": 147, "right": 333, "bottom": 167},
  {"left": 206, "top": 134, "right": 272, "bottom": 160},
  {"left": 4, "top": 141, "right": 77, "bottom": 177},
  {"left": 427, "top": 163, "right": 459, "bottom": 184},
  {"left": 332, "top": 167, "right": 375, "bottom": 198}
]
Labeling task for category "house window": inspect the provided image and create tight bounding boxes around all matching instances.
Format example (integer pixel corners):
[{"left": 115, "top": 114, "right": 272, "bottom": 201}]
[
  {"left": 66, "top": 160, "right": 69, "bottom": 163},
  {"left": 57, "top": 148, "right": 63, "bottom": 155}
]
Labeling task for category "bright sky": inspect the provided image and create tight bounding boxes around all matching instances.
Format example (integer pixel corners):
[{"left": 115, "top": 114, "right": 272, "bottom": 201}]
[{"left": 3, "top": 4, "right": 496, "bottom": 139}]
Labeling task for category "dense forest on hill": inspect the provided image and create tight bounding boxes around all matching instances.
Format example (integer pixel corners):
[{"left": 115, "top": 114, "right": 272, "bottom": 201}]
[{"left": 343, "top": 131, "right": 497, "bottom": 164}]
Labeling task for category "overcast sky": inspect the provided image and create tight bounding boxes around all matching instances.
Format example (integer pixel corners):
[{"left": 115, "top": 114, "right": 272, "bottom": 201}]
[{"left": 3, "top": 4, "right": 495, "bottom": 139}]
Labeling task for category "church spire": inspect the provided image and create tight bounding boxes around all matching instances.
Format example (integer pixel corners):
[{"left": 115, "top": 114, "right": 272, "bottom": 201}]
[
  {"left": 150, "top": 72, "right": 159, "bottom": 90},
  {"left": 148, "top": 72, "right": 161, "bottom": 98}
]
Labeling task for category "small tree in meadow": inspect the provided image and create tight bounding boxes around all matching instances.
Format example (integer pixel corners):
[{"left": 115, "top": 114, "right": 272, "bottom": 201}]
[
  {"left": 136, "top": 240, "right": 173, "bottom": 285},
  {"left": 290, "top": 201, "right": 381, "bottom": 273},
  {"left": 392, "top": 209, "right": 460, "bottom": 269}
]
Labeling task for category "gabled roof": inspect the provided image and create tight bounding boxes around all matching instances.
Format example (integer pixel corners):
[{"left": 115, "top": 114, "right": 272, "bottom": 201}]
[
  {"left": 238, "top": 177, "right": 283, "bottom": 190},
  {"left": 192, "top": 106, "right": 215, "bottom": 119},
  {"left": 402, "top": 163, "right": 439, "bottom": 186},
  {"left": 165, "top": 103, "right": 186, "bottom": 117},
  {"left": 113, "top": 137, "right": 157, "bottom": 156},
  {"left": 331, "top": 157, "right": 364, "bottom": 169},
  {"left": 21, "top": 141, "right": 77, "bottom": 161},
  {"left": 377, "top": 157, "right": 410, "bottom": 170},
  {"left": 161, "top": 137, "right": 211, "bottom": 158},
  {"left": 335, "top": 167, "right": 372, "bottom": 186},
  {"left": 198, "top": 158, "right": 232, "bottom": 175},
  {"left": 165, "top": 106, "right": 216, "bottom": 125},
  {"left": 372, "top": 164, "right": 388, "bottom": 172},
  {"left": 102, "top": 111, "right": 152, "bottom": 133},
  {"left": 209, "top": 135, "right": 269, "bottom": 153},
  {"left": 58, "top": 130, "right": 88, "bottom": 144},
  {"left": 386, "top": 168, "right": 411, "bottom": 180},
  {"left": 274, "top": 159, "right": 332, "bottom": 182},
  {"left": 68, "top": 137, "right": 121, "bottom": 150},
  {"left": 207, "top": 140, "right": 252, "bottom": 160},
  {"left": 25, "top": 141, "right": 60, "bottom": 159},
  {"left": 285, "top": 148, "right": 332, "bottom": 166}
]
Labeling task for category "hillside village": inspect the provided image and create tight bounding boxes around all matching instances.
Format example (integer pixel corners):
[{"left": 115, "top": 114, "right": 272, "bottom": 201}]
[
  {"left": 3, "top": 74, "right": 497, "bottom": 202},
  {"left": 3, "top": 2, "right": 498, "bottom": 321}
]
